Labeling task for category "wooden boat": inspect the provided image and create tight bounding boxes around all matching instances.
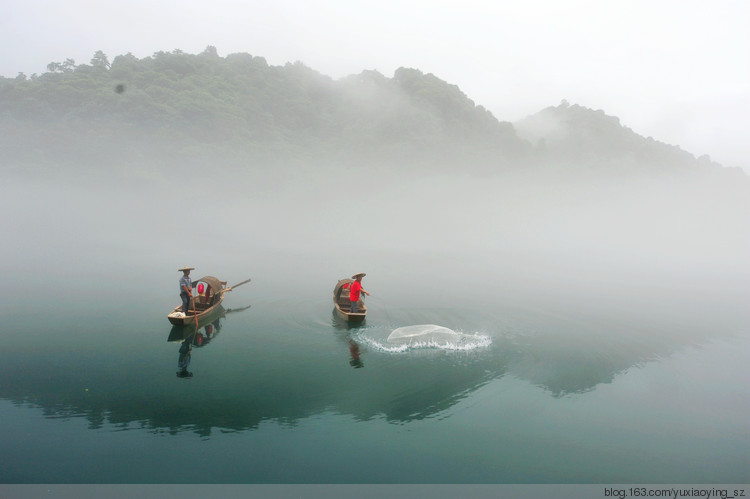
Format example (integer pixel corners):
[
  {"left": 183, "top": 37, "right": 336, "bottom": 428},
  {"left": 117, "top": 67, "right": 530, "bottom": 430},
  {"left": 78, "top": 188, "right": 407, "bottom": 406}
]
[
  {"left": 333, "top": 278, "right": 367, "bottom": 322},
  {"left": 168, "top": 304, "right": 227, "bottom": 341},
  {"left": 167, "top": 276, "right": 251, "bottom": 326}
]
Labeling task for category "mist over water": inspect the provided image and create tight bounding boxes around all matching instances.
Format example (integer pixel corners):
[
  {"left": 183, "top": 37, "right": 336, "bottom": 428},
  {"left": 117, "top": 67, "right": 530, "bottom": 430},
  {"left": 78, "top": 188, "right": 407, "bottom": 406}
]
[
  {"left": 5, "top": 158, "right": 749, "bottom": 370},
  {"left": 5, "top": 156, "right": 748, "bottom": 356},
  {"left": 2, "top": 157, "right": 749, "bottom": 483}
]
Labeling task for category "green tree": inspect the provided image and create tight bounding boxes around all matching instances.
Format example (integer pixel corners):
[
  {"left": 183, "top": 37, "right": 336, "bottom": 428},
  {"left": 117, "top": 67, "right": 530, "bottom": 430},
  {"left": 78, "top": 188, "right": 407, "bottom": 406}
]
[
  {"left": 90, "top": 50, "right": 110, "bottom": 69},
  {"left": 47, "top": 58, "right": 76, "bottom": 73}
]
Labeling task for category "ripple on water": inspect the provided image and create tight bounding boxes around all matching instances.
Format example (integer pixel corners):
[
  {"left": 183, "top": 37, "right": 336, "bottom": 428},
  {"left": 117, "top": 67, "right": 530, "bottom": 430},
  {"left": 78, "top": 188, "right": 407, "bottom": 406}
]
[{"left": 353, "top": 324, "right": 493, "bottom": 353}]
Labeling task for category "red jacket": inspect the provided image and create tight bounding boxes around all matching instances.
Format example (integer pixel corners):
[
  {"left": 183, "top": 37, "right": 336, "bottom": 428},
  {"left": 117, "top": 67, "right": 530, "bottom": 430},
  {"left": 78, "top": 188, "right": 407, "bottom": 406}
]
[{"left": 349, "top": 281, "right": 362, "bottom": 301}]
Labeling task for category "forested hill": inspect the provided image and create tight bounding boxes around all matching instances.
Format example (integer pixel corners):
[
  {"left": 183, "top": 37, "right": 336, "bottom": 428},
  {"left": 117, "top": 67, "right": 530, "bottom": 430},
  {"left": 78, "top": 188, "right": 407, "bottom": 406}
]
[
  {"left": 0, "top": 47, "right": 744, "bottom": 179},
  {"left": 0, "top": 47, "right": 524, "bottom": 172},
  {"left": 515, "top": 101, "right": 738, "bottom": 175}
]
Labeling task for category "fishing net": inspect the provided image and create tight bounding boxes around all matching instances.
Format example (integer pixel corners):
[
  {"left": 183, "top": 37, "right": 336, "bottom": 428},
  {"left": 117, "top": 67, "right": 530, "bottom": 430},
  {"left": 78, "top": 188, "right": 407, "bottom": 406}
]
[{"left": 387, "top": 324, "right": 460, "bottom": 342}]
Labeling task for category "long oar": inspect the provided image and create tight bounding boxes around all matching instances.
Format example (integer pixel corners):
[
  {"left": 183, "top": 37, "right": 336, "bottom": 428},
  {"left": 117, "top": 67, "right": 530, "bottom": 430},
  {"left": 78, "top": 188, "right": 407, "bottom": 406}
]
[
  {"left": 190, "top": 293, "right": 199, "bottom": 328},
  {"left": 217, "top": 278, "right": 252, "bottom": 295}
]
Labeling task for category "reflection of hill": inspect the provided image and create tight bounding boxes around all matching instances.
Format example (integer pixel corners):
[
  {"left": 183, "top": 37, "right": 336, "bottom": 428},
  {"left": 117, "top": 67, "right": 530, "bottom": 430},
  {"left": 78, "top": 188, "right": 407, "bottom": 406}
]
[
  {"left": 484, "top": 262, "right": 750, "bottom": 397},
  {"left": 0, "top": 303, "right": 502, "bottom": 436},
  {"left": 0, "top": 351, "right": 502, "bottom": 437},
  {"left": 501, "top": 316, "right": 717, "bottom": 397},
  {"left": 1, "top": 271, "right": 746, "bottom": 435}
]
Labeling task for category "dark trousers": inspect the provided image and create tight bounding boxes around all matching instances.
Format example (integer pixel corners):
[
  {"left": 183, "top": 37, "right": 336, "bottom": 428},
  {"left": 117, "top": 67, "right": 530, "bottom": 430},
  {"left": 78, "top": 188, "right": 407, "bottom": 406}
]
[
  {"left": 181, "top": 292, "right": 191, "bottom": 314},
  {"left": 350, "top": 300, "right": 358, "bottom": 313}
]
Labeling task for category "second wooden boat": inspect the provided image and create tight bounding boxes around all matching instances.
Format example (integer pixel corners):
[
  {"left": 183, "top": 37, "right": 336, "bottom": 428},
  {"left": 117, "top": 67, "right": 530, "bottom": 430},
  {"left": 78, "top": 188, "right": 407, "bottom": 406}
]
[{"left": 333, "top": 278, "right": 367, "bottom": 322}]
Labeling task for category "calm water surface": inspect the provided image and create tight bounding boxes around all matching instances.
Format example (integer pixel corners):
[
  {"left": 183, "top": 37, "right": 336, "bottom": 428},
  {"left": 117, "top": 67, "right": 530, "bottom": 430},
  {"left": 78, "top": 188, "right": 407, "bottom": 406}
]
[
  {"left": 1, "top": 252, "right": 748, "bottom": 484},
  {"left": 2, "top": 175, "right": 748, "bottom": 484}
]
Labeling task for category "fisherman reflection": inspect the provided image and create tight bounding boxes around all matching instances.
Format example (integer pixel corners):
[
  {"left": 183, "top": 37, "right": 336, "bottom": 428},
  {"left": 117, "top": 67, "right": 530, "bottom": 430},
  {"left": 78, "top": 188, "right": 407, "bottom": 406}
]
[
  {"left": 177, "top": 338, "right": 193, "bottom": 378},
  {"left": 175, "top": 320, "right": 221, "bottom": 378},
  {"left": 348, "top": 338, "right": 364, "bottom": 368}
]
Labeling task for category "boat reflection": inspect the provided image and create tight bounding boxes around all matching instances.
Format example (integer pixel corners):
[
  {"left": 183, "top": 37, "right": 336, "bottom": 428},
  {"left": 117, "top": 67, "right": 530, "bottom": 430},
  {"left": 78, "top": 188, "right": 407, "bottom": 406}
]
[
  {"left": 167, "top": 304, "right": 251, "bottom": 378},
  {"left": 331, "top": 309, "right": 365, "bottom": 368},
  {"left": 331, "top": 308, "right": 365, "bottom": 330},
  {"left": 348, "top": 339, "right": 364, "bottom": 368}
]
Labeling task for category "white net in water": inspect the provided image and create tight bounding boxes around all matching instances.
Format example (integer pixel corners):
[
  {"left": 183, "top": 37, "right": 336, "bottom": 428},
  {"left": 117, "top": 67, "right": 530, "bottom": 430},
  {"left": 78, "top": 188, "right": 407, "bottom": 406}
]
[
  {"left": 359, "top": 324, "right": 491, "bottom": 352},
  {"left": 387, "top": 324, "right": 461, "bottom": 342}
]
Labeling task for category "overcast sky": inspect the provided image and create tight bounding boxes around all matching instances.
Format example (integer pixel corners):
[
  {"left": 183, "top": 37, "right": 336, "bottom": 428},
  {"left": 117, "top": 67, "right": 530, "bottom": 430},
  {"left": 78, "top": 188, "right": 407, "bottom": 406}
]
[{"left": 2, "top": 0, "right": 748, "bottom": 170}]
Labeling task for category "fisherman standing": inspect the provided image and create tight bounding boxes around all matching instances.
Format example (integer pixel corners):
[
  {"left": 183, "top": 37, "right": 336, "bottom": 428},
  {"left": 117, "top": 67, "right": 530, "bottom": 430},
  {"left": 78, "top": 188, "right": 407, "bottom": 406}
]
[
  {"left": 349, "top": 272, "right": 370, "bottom": 313},
  {"left": 178, "top": 266, "right": 196, "bottom": 314}
]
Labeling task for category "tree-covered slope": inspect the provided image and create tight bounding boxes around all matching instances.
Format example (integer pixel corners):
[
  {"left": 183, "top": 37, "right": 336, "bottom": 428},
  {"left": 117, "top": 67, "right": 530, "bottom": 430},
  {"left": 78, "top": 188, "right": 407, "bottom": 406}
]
[
  {"left": 514, "top": 101, "right": 743, "bottom": 177},
  {"left": 0, "top": 47, "right": 526, "bottom": 171},
  {"left": 0, "top": 47, "right": 745, "bottom": 181}
]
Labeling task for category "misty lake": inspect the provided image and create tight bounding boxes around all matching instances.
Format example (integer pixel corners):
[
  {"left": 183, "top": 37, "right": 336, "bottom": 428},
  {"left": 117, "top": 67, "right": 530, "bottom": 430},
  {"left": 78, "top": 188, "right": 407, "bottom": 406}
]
[{"left": 2, "top": 169, "right": 748, "bottom": 484}]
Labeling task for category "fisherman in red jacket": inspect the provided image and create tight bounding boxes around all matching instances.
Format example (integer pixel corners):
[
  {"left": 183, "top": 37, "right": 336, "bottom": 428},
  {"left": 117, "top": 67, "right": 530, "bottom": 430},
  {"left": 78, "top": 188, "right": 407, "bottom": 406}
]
[{"left": 349, "top": 272, "right": 370, "bottom": 313}]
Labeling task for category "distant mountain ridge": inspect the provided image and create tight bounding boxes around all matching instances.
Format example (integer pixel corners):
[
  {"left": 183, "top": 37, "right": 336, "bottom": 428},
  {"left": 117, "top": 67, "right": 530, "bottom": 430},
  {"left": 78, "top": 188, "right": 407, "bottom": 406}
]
[
  {"left": 0, "top": 47, "right": 744, "bottom": 178},
  {"left": 515, "top": 100, "right": 730, "bottom": 174}
]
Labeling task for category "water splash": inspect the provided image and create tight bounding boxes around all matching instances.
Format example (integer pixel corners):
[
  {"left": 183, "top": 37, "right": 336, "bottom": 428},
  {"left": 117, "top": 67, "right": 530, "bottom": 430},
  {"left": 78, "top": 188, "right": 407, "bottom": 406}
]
[
  {"left": 357, "top": 324, "right": 492, "bottom": 353},
  {"left": 388, "top": 324, "right": 462, "bottom": 342}
]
